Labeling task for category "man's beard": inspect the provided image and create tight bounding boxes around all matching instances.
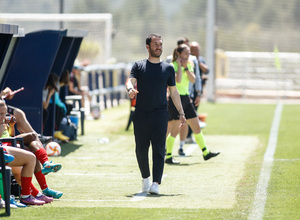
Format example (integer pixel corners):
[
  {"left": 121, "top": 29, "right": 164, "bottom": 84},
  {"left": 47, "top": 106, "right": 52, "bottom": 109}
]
[{"left": 150, "top": 49, "right": 162, "bottom": 58}]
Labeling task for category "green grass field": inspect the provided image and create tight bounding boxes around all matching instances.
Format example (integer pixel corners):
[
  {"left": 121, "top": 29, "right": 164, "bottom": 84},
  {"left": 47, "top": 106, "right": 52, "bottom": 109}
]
[{"left": 1, "top": 101, "right": 299, "bottom": 219}]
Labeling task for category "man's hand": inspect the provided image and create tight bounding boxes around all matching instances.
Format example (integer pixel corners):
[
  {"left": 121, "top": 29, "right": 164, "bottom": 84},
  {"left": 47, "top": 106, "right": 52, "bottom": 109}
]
[
  {"left": 194, "top": 95, "right": 201, "bottom": 107},
  {"left": 179, "top": 115, "right": 186, "bottom": 128},
  {"left": 128, "top": 88, "right": 139, "bottom": 99}
]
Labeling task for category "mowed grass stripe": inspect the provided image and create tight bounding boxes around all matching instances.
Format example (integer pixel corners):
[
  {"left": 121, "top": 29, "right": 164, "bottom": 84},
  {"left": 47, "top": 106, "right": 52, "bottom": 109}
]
[
  {"left": 10, "top": 102, "right": 299, "bottom": 220},
  {"left": 43, "top": 134, "right": 259, "bottom": 209},
  {"left": 263, "top": 104, "right": 300, "bottom": 219},
  {"left": 248, "top": 103, "right": 283, "bottom": 220}
]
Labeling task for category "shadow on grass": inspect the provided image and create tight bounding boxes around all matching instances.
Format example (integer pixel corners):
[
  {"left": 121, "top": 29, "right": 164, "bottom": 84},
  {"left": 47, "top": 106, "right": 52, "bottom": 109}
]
[
  {"left": 165, "top": 162, "right": 202, "bottom": 166},
  {"left": 147, "top": 193, "right": 182, "bottom": 197},
  {"left": 126, "top": 192, "right": 182, "bottom": 198},
  {"left": 58, "top": 142, "right": 83, "bottom": 157}
]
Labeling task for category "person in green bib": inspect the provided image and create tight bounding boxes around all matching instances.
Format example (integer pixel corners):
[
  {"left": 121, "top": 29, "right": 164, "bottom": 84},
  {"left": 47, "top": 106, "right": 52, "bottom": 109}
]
[{"left": 166, "top": 44, "right": 220, "bottom": 164}]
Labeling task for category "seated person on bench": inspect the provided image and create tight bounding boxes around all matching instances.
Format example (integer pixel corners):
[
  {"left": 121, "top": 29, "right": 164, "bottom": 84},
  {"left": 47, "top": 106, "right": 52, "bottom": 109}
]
[{"left": 0, "top": 87, "right": 52, "bottom": 143}]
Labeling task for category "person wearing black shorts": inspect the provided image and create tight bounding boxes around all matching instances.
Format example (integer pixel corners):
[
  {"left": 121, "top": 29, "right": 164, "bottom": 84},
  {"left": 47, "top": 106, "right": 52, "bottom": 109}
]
[
  {"left": 126, "top": 34, "right": 186, "bottom": 195},
  {"left": 165, "top": 44, "right": 220, "bottom": 164}
]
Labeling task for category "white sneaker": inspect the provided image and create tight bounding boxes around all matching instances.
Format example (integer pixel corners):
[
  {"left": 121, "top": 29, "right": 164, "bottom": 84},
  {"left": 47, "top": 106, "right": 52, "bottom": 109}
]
[
  {"left": 0, "top": 198, "right": 18, "bottom": 209},
  {"left": 199, "top": 120, "right": 207, "bottom": 129},
  {"left": 10, "top": 203, "right": 18, "bottom": 209},
  {"left": 142, "top": 178, "right": 151, "bottom": 192},
  {"left": 149, "top": 182, "right": 159, "bottom": 195},
  {"left": 0, "top": 199, "right": 5, "bottom": 208}
]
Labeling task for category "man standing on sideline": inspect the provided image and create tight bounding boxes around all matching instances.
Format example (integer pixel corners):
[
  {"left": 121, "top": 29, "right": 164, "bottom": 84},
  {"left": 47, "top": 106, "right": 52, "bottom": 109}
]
[{"left": 126, "top": 34, "right": 186, "bottom": 195}]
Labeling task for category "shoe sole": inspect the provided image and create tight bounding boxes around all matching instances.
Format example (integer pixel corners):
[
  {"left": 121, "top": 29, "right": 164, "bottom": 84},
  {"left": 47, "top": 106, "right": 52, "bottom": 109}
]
[
  {"left": 178, "top": 151, "right": 186, "bottom": 156},
  {"left": 149, "top": 189, "right": 159, "bottom": 195},
  {"left": 149, "top": 184, "right": 159, "bottom": 195},
  {"left": 53, "top": 164, "right": 62, "bottom": 172},
  {"left": 49, "top": 194, "right": 63, "bottom": 199},
  {"left": 36, "top": 195, "right": 54, "bottom": 203},
  {"left": 10, "top": 200, "right": 27, "bottom": 208},
  {"left": 36, "top": 199, "right": 53, "bottom": 203},
  {"left": 52, "top": 193, "right": 63, "bottom": 199},
  {"left": 203, "top": 152, "right": 221, "bottom": 161},
  {"left": 165, "top": 160, "right": 180, "bottom": 164},
  {"left": 42, "top": 164, "right": 62, "bottom": 175},
  {"left": 20, "top": 201, "right": 45, "bottom": 206},
  {"left": 43, "top": 191, "right": 63, "bottom": 199}
]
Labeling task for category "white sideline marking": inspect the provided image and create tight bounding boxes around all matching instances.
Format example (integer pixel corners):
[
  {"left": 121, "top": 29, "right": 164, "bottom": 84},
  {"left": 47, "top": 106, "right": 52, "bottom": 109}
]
[
  {"left": 184, "top": 144, "right": 198, "bottom": 156},
  {"left": 130, "top": 174, "right": 167, "bottom": 202},
  {"left": 59, "top": 199, "right": 128, "bottom": 202},
  {"left": 248, "top": 103, "right": 283, "bottom": 220},
  {"left": 275, "top": 158, "right": 300, "bottom": 162},
  {"left": 55, "top": 173, "right": 136, "bottom": 176}
]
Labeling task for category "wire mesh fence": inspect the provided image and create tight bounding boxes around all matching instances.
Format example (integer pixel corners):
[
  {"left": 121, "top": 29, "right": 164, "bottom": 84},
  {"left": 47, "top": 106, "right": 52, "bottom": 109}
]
[{"left": 0, "top": 0, "right": 299, "bottom": 101}]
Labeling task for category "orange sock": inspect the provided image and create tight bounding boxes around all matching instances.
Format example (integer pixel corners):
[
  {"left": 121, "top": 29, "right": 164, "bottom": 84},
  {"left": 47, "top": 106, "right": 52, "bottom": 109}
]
[
  {"left": 34, "top": 171, "right": 48, "bottom": 190},
  {"left": 21, "top": 176, "right": 32, "bottom": 196}
]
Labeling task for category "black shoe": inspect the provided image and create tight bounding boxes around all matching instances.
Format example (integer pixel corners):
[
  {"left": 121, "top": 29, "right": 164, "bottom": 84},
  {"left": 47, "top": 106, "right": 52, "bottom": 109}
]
[
  {"left": 203, "top": 151, "right": 220, "bottom": 161},
  {"left": 178, "top": 149, "right": 185, "bottom": 156},
  {"left": 38, "top": 134, "right": 53, "bottom": 144},
  {"left": 165, "top": 157, "right": 180, "bottom": 164}
]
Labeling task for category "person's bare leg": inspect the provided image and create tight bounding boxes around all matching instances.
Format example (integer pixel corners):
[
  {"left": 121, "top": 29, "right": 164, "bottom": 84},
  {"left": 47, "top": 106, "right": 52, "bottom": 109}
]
[
  {"left": 11, "top": 166, "right": 22, "bottom": 185},
  {"left": 179, "top": 124, "right": 189, "bottom": 142},
  {"left": 13, "top": 108, "right": 36, "bottom": 134},
  {"left": 16, "top": 132, "right": 41, "bottom": 153},
  {"left": 6, "top": 147, "right": 35, "bottom": 177},
  {"left": 6, "top": 147, "right": 46, "bottom": 205},
  {"left": 16, "top": 132, "right": 62, "bottom": 175},
  {"left": 178, "top": 124, "right": 188, "bottom": 155},
  {"left": 187, "top": 117, "right": 201, "bottom": 134}
]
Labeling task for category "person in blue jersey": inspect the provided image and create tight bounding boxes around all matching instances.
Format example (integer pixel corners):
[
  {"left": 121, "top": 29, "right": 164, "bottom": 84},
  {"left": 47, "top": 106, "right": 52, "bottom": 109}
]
[{"left": 126, "top": 34, "right": 186, "bottom": 195}]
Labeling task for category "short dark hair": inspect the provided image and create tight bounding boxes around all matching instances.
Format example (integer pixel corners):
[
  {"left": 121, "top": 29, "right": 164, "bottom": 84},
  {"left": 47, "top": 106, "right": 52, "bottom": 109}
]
[
  {"left": 146, "top": 33, "right": 162, "bottom": 46},
  {"left": 177, "top": 37, "right": 189, "bottom": 46}
]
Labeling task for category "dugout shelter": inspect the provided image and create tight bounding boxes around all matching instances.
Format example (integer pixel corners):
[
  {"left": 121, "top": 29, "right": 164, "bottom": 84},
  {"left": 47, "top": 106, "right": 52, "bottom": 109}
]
[
  {"left": 44, "top": 29, "right": 87, "bottom": 136},
  {"left": 0, "top": 23, "right": 19, "bottom": 217},
  {"left": 2, "top": 29, "right": 67, "bottom": 135}
]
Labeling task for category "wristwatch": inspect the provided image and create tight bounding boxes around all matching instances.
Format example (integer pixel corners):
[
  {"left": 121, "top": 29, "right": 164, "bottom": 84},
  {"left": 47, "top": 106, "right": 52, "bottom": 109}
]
[{"left": 184, "top": 67, "right": 189, "bottom": 71}]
